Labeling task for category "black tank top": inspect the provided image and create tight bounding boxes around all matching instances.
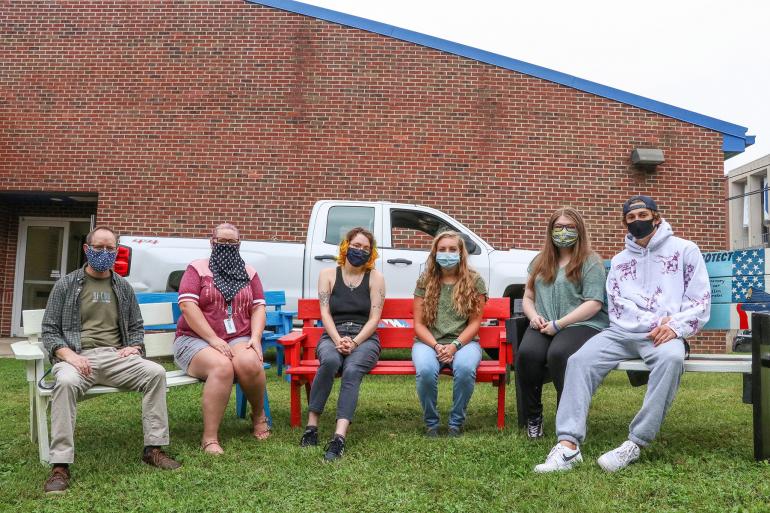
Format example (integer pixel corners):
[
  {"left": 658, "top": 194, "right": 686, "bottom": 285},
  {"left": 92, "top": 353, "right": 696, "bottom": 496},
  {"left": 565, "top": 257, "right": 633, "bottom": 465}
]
[{"left": 329, "top": 267, "right": 371, "bottom": 324}]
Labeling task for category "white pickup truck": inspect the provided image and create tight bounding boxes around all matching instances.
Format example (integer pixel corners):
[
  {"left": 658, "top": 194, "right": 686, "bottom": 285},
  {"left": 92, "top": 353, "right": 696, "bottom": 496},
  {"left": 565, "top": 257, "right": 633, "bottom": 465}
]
[{"left": 119, "top": 200, "right": 536, "bottom": 313}]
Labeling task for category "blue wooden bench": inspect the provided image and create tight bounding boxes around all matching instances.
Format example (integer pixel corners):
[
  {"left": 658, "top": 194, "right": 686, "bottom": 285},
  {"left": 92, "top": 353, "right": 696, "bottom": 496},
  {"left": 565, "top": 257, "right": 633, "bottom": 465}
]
[{"left": 135, "top": 292, "right": 296, "bottom": 426}]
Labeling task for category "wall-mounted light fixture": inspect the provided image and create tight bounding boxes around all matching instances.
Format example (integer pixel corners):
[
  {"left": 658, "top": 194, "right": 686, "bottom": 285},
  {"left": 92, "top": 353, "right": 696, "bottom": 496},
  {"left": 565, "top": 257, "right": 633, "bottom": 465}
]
[{"left": 631, "top": 148, "right": 665, "bottom": 170}]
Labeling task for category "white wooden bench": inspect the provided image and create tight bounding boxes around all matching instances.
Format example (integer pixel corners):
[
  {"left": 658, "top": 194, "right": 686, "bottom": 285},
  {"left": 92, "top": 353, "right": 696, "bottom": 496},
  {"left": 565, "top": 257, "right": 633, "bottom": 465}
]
[
  {"left": 12, "top": 303, "right": 199, "bottom": 465},
  {"left": 510, "top": 316, "right": 753, "bottom": 428}
]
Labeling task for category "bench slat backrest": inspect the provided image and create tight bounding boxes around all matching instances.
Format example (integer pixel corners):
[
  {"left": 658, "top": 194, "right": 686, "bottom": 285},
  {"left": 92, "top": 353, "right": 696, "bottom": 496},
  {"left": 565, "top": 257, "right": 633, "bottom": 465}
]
[
  {"left": 295, "top": 298, "right": 509, "bottom": 360},
  {"left": 297, "top": 298, "right": 509, "bottom": 324},
  {"left": 21, "top": 304, "right": 176, "bottom": 359},
  {"left": 264, "top": 290, "right": 286, "bottom": 308},
  {"left": 22, "top": 310, "right": 45, "bottom": 337}
]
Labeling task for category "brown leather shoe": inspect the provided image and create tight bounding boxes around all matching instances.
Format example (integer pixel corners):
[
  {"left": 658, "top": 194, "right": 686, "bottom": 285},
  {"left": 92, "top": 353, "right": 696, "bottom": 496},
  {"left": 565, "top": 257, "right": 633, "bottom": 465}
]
[
  {"left": 44, "top": 466, "right": 70, "bottom": 494},
  {"left": 142, "top": 448, "right": 181, "bottom": 470}
]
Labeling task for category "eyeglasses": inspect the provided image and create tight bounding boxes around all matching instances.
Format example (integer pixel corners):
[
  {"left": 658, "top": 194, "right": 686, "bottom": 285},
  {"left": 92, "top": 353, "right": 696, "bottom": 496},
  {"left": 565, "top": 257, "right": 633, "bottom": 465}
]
[
  {"left": 553, "top": 224, "right": 577, "bottom": 230},
  {"left": 213, "top": 238, "right": 240, "bottom": 246},
  {"left": 89, "top": 245, "right": 118, "bottom": 253}
]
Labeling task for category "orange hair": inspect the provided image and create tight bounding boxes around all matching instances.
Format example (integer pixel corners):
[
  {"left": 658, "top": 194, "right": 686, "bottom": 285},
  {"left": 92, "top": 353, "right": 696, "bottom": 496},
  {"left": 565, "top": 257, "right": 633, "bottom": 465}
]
[{"left": 337, "top": 227, "right": 378, "bottom": 271}]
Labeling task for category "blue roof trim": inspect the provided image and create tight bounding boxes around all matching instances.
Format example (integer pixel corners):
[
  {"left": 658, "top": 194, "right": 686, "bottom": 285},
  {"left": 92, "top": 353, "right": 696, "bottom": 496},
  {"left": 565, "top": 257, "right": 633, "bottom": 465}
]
[{"left": 245, "top": 0, "right": 754, "bottom": 155}]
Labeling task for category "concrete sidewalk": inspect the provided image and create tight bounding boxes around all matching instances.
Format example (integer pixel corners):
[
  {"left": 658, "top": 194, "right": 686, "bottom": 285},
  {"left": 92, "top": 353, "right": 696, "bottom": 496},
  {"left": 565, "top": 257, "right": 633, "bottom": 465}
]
[{"left": 0, "top": 337, "right": 23, "bottom": 358}]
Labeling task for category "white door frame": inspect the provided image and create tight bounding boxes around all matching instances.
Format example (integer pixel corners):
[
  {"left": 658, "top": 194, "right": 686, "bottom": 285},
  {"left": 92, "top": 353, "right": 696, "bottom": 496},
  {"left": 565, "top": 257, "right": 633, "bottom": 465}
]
[{"left": 11, "top": 217, "right": 91, "bottom": 336}]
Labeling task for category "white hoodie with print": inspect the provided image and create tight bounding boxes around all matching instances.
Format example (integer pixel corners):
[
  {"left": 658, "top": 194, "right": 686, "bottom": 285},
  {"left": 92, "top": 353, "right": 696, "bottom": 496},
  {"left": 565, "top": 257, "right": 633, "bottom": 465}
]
[{"left": 606, "top": 219, "right": 711, "bottom": 337}]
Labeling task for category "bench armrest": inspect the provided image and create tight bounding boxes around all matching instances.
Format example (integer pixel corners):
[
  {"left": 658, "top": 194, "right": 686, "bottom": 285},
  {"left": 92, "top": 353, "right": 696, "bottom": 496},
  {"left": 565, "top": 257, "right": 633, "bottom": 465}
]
[
  {"left": 11, "top": 341, "right": 45, "bottom": 361},
  {"left": 498, "top": 331, "right": 514, "bottom": 365},
  {"left": 278, "top": 331, "right": 306, "bottom": 347},
  {"left": 279, "top": 331, "right": 306, "bottom": 367}
]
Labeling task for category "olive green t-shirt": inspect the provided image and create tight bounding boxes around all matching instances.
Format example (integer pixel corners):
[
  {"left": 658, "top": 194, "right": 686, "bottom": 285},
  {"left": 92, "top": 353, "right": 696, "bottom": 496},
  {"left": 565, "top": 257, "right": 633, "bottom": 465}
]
[
  {"left": 414, "top": 273, "right": 488, "bottom": 344},
  {"left": 528, "top": 255, "right": 609, "bottom": 332},
  {"left": 79, "top": 274, "right": 121, "bottom": 350}
]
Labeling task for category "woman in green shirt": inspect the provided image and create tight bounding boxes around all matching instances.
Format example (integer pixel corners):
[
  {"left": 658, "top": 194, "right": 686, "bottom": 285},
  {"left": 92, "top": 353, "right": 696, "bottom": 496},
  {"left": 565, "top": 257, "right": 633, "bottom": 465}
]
[
  {"left": 412, "top": 231, "right": 487, "bottom": 437},
  {"left": 518, "top": 207, "right": 609, "bottom": 439}
]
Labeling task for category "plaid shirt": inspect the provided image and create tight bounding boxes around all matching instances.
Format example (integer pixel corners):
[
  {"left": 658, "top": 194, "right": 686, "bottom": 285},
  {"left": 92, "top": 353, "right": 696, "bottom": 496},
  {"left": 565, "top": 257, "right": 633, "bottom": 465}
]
[{"left": 41, "top": 266, "right": 144, "bottom": 361}]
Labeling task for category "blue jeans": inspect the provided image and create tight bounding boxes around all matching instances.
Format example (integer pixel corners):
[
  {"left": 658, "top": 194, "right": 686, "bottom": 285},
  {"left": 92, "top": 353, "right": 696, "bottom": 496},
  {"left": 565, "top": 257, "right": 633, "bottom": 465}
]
[{"left": 412, "top": 340, "right": 482, "bottom": 429}]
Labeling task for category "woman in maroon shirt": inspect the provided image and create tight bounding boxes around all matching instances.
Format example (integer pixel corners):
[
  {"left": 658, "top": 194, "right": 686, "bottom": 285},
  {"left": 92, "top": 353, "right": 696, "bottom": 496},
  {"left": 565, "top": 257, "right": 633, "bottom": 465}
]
[{"left": 173, "top": 223, "right": 268, "bottom": 454}]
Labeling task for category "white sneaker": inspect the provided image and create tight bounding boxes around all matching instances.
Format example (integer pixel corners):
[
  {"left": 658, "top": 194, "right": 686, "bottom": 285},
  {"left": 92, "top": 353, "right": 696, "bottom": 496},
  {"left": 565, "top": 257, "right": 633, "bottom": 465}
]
[
  {"left": 597, "top": 440, "right": 641, "bottom": 472},
  {"left": 534, "top": 443, "right": 583, "bottom": 473}
]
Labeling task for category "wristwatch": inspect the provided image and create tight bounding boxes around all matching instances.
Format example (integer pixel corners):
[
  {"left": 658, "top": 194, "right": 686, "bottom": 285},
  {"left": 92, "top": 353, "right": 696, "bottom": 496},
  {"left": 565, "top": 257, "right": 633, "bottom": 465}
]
[{"left": 452, "top": 339, "right": 462, "bottom": 350}]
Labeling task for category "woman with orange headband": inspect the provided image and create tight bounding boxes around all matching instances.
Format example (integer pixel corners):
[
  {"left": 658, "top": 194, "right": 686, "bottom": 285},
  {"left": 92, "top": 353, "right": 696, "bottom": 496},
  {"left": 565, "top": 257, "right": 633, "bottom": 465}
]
[{"left": 298, "top": 227, "right": 385, "bottom": 462}]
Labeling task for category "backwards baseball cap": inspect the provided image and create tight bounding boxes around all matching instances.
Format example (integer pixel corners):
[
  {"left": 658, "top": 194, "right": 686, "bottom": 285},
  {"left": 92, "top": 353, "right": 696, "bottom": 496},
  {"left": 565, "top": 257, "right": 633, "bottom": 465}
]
[{"left": 622, "top": 195, "right": 658, "bottom": 216}]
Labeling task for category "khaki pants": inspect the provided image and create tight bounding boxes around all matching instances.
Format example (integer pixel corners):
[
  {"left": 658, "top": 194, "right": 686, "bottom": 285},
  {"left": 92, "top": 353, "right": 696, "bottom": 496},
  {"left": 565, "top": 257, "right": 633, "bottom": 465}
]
[{"left": 49, "top": 347, "right": 170, "bottom": 464}]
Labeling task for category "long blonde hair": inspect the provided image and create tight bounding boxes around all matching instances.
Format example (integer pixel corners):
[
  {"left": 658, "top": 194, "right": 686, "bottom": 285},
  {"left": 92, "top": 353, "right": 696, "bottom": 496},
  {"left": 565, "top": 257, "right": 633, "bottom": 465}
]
[
  {"left": 527, "top": 207, "right": 597, "bottom": 291},
  {"left": 418, "top": 231, "right": 484, "bottom": 326}
]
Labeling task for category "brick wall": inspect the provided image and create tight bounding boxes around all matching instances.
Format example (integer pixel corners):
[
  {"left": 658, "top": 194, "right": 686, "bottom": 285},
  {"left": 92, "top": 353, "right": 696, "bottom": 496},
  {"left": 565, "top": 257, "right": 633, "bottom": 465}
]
[{"left": 0, "top": 1, "right": 729, "bottom": 350}]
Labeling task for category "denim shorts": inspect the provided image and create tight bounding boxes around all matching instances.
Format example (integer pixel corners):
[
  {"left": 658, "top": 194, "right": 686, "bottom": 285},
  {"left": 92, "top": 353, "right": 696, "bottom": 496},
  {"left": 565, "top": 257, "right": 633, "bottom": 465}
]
[{"left": 173, "top": 335, "right": 249, "bottom": 373}]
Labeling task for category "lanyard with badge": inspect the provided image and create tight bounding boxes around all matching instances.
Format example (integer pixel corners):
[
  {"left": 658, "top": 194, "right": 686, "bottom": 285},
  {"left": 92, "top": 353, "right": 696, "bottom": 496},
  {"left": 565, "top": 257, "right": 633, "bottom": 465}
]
[{"left": 224, "top": 302, "right": 236, "bottom": 334}]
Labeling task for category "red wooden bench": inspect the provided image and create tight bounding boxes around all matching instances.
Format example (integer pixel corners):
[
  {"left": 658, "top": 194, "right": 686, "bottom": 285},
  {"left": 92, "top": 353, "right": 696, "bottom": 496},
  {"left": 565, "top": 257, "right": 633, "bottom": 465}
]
[{"left": 279, "top": 297, "right": 512, "bottom": 429}]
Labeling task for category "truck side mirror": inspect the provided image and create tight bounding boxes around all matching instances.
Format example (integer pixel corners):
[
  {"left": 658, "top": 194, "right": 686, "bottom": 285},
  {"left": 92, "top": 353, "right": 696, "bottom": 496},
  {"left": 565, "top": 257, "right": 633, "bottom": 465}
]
[{"left": 461, "top": 234, "right": 479, "bottom": 255}]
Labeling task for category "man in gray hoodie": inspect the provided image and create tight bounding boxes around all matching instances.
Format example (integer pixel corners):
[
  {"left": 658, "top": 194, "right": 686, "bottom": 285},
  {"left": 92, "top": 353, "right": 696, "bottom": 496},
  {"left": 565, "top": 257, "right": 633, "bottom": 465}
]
[{"left": 535, "top": 195, "right": 711, "bottom": 473}]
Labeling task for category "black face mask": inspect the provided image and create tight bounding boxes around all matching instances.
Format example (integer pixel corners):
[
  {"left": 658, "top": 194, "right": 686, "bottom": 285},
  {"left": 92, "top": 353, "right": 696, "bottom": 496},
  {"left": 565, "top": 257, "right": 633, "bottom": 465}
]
[{"left": 627, "top": 219, "right": 656, "bottom": 240}]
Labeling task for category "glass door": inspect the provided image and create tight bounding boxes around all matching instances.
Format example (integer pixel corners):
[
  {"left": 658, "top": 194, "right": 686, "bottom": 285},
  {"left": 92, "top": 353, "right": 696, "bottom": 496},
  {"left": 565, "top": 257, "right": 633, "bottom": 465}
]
[{"left": 12, "top": 219, "right": 92, "bottom": 335}]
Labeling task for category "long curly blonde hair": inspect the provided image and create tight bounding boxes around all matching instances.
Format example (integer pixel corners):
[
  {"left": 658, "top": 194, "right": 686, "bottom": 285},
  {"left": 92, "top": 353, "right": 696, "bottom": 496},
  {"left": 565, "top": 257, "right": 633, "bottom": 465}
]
[{"left": 418, "top": 231, "right": 484, "bottom": 327}]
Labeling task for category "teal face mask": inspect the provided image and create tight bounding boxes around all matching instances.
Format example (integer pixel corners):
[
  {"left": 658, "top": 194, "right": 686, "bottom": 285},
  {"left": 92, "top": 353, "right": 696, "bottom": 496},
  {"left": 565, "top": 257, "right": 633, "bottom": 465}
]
[
  {"left": 435, "top": 252, "right": 461, "bottom": 269},
  {"left": 551, "top": 227, "right": 578, "bottom": 248}
]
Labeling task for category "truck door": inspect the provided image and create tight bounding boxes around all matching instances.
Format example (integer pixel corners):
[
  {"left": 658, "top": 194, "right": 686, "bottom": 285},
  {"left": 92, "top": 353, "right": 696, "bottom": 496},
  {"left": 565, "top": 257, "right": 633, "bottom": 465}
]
[
  {"left": 381, "top": 207, "right": 489, "bottom": 298},
  {"left": 304, "top": 202, "right": 383, "bottom": 299}
]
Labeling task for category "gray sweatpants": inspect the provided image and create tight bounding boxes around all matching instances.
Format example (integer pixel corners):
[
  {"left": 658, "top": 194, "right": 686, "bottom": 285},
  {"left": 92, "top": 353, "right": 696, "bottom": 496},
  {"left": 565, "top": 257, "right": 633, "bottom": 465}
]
[
  {"left": 555, "top": 326, "right": 685, "bottom": 447},
  {"left": 49, "top": 347, "right": 170, "bottom": 464}
]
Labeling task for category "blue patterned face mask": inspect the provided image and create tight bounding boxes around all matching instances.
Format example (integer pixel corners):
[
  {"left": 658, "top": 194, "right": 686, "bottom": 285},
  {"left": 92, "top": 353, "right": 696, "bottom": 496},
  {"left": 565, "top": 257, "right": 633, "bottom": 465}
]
[
  {"left": 85, "top": 247, "right": 117, "bottom": 272},
  {"left": 435, "top": 252, "right": 461, "bottom": 269},
  {"left": 346, "top": 247, "right": 370, "bottom": 267}
]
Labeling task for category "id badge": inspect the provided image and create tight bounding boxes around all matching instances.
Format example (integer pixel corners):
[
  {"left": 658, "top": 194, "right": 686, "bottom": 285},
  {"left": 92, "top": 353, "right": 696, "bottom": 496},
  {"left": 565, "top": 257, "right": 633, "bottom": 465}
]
[{"left": 224, "top": 317, "right": 236, "bottom": 334}]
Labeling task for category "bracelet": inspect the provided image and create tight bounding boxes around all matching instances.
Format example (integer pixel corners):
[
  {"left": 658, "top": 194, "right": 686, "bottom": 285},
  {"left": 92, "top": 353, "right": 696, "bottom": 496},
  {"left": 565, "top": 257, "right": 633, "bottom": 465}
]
[{"left": 552, "top": 320, "right": 561, "bottom": 333}]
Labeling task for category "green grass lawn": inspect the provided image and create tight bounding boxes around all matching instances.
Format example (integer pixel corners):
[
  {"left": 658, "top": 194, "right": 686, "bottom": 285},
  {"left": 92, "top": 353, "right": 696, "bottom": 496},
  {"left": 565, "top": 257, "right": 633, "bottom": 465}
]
[{"left": 1, "top": 356, "right": 769, "bottom": 513}]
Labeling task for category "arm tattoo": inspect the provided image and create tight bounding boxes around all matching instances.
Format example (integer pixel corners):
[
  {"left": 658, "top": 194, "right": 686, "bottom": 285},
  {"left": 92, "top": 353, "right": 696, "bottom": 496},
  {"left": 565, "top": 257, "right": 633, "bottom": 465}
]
[
  {"left": 372, "top": 287, "right": 386, "bottom": 310},
  {"left": 319, "top": 291, "right": 331, "bottom": 307}
]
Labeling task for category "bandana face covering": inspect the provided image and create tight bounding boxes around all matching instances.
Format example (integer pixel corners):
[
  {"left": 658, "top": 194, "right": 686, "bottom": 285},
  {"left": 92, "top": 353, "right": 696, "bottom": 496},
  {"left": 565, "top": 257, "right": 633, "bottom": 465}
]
[
  {"left": 209, "top": 243, "right": 249, "bottom": 303},
  {"left": 551, "top": 227, "right": 578, "bottom": 248},
  {"left": 85, "top": 247, "right": 117, "bottom": 272}
]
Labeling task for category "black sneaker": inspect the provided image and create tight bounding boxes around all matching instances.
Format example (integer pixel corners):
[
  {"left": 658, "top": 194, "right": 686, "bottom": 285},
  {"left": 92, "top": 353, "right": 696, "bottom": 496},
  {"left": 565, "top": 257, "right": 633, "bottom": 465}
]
[
  {"left": 323, "top": 435, "right": 345, "bottom": 462},
  {"left": 447, "top": 426, "right": 462, "bottom": 438},
  {"left": 425, "top": 427, "right": 439, "bottom": 438},
  {"left": 299, "top": 426, "right": 318, "bottom": 447},
  {"left": 526, "top": 415, "right": 544, "bottom": 439}
]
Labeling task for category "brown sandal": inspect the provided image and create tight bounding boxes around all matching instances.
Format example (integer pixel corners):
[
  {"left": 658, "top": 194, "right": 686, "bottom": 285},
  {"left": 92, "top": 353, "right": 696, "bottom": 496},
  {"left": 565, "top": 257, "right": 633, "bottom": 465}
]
[
  {"left": 201, "top": 439, "right": 224, "bottom": 455},
  {"left": 251, "top": 413, "right": 272, "bottom": 441}
]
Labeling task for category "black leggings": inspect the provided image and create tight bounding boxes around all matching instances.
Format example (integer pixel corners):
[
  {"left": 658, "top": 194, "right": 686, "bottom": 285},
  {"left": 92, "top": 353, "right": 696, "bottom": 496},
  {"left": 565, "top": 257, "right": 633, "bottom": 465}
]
[{"left": 515, "top": 325, "right": 600, "bottom": 419}]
